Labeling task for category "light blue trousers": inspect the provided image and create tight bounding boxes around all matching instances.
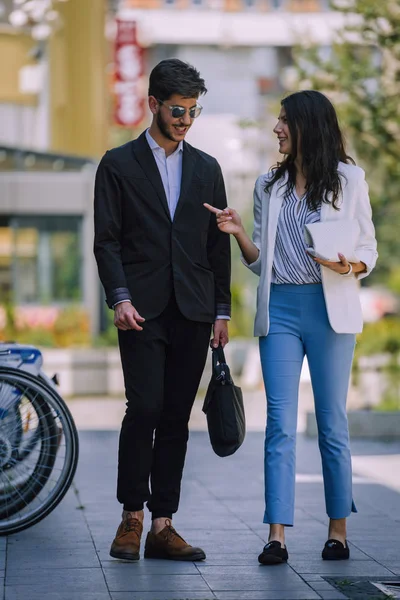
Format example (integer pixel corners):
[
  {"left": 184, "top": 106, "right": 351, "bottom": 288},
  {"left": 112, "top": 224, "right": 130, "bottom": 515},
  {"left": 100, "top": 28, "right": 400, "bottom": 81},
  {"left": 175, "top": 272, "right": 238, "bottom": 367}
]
[{"left": 259, "top": 283, "right": 357, "bottom": 526}]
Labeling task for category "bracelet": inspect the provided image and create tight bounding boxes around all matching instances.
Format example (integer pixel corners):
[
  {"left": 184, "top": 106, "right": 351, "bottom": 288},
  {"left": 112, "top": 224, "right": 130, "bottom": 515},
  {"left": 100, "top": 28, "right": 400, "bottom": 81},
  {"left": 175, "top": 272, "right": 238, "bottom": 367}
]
[{"left": 340, "top": 263, "right": 353, "bottom": 276}]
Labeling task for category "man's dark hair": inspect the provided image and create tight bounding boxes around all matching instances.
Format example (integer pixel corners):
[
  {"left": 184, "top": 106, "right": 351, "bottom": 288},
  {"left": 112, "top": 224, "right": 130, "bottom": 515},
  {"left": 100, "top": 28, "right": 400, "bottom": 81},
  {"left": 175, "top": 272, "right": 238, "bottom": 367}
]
[{"left": 148, "top": 58, "right": 207, "bottom": 101}]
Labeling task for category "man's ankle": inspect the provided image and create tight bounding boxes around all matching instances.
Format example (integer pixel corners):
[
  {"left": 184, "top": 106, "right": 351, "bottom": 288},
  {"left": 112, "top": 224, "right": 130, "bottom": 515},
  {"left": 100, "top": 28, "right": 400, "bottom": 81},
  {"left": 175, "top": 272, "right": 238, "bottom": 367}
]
[
  {"left": 122, "top": 509, "right": 144, "bottom": 522},
  {"left": 151, "top": 517, "right": 170, "bottom": 534}
]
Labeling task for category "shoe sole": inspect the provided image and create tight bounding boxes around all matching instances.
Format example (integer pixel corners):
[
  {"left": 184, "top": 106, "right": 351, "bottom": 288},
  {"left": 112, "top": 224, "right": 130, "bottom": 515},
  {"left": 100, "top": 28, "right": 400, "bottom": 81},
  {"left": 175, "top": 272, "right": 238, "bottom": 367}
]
[
  {"left": 322, "top": 555, "right": 349, "bottom": 561},
  {"left": 144, "top": 550, "right": 206, "bottom": 562},
  {"left": 110, "top": 549, "right": 140, "bottom": 561},
  {"left": 258, "top": 555, "right": 288, "bottom": 565}
]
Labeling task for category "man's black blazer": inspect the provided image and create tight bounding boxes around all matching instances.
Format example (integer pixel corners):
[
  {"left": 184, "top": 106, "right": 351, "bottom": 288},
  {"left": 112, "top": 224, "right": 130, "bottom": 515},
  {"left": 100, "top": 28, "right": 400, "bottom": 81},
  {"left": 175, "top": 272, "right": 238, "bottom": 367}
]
[{"left": 94, "top": 132, "right": 231, "bottom": 323}]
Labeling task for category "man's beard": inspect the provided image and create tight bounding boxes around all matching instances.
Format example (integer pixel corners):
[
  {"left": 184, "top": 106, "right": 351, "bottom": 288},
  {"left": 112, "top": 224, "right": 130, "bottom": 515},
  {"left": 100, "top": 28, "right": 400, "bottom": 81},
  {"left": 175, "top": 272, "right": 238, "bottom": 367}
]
[{"left": 157, "top": 111, "right": 181, "bottom": 142}]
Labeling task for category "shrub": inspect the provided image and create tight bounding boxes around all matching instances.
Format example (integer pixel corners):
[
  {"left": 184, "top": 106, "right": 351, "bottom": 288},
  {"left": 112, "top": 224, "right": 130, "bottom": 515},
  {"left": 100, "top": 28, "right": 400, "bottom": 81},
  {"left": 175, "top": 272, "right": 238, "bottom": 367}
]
[{"left": 0, "top": 304, "right": 91, "bottom": 348}]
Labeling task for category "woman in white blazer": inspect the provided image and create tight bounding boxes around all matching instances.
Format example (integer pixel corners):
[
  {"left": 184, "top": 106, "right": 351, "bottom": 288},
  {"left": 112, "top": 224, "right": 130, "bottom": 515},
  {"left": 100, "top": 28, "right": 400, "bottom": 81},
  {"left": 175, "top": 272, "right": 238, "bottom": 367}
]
[{"left": 205, "top": 90, "right": 377, "bottom": 565}]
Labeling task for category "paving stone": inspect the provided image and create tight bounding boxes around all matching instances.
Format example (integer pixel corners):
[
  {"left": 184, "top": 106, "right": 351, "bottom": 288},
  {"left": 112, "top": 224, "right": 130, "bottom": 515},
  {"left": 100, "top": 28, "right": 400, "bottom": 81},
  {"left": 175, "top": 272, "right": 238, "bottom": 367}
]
[
  {"left": 102, "top": 559, "right": 199, "bottom": 573},
  {"left": 201, "top": 574, "right": 315, "bottom": 592},
  {"left": 213, "top": 592, "right": 320, "bottom": 600},
  {"left": 302, "top": 574, "right": 324, "bottom": 582},
  {"left": 104, "top": 571, "right": 211, "bottom": 592},
  {"left": 292, "top": 558, "right": 394, "bottom": 576},
  {"left": 5, "top": 592, "right": 111, "bottom": 600},
  {"left": 3, "top": 430, "right": 400, "bottom": 599},
  {"left": 308, "top": 581, "right": 342, "bottom": 591},
  {"left": 197, "top": 565, "right": 301, "bottom": 581},
  {"left": 6, "top": 546, "right": 100, "bottom": 571},
  {"left": 197, "top": 554, "right": 262, "bottom": 566},
  {"left": 5, "top": 568, "right": 107, "bottom": 592},
  {"left": 111, "top": 594, "right": 216, "bottom": 600},
  {"left": 385, "top": 562, "right": 400, "bottom": 574},
  {"left": 316, "top": 593, "right": 348, "bottom": 600}
]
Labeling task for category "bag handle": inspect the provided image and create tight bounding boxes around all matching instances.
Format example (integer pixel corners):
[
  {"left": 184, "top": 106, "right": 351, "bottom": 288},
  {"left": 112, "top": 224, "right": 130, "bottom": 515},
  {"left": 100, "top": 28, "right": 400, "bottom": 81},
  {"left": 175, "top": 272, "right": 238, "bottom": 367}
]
[{"left": 211, "top": 345, "right": 232, "bottom": 384}]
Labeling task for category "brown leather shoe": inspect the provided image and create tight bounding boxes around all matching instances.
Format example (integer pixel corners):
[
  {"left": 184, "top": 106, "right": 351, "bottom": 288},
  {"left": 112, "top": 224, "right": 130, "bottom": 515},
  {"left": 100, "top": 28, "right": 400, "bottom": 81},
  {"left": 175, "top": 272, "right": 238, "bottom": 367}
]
[
  {"left": 144, "top": 519, "right": 206, "bottom": 561},
  {"left": 110, "top": 514, "right": 143, "bottom": 561}
]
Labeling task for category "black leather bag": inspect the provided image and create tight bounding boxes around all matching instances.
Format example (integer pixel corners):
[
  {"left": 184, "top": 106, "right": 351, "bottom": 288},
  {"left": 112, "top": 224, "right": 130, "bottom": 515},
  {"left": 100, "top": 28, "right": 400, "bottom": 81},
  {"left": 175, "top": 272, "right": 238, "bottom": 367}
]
[{"left": 202, "top": 345, "right": 246, "bottom": 457}]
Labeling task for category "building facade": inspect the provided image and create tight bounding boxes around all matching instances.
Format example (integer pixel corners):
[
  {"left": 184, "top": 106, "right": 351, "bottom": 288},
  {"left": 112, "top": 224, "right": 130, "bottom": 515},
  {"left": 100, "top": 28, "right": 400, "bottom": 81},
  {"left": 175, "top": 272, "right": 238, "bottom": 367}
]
[{"left": 117, "top": 0, "right": 342, "bottom": 207}]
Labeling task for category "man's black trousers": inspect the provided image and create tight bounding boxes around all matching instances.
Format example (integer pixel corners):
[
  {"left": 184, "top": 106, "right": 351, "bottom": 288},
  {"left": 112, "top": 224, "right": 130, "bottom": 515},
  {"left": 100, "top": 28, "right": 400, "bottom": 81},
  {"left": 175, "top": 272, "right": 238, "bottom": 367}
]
[{"left": 117, "top": 294, "right": 212, "bottom": 519}]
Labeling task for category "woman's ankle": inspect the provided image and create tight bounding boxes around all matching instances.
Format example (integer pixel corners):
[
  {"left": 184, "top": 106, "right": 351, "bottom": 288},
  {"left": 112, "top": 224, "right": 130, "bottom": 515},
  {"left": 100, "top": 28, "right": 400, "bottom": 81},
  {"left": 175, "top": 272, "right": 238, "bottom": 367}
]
[
  {"left": 328, "top": 518, "right": 346, "bottom": 543},
  {"left": 268, "top": 524, "right": 285, "bottom": 546}
]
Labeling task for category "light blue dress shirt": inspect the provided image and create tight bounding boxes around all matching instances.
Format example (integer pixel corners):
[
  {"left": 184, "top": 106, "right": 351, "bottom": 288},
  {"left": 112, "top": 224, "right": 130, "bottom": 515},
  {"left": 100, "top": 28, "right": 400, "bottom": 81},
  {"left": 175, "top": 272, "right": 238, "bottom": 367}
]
[{"left": 145, "top": 129, "right": 183, "bottom": 220}]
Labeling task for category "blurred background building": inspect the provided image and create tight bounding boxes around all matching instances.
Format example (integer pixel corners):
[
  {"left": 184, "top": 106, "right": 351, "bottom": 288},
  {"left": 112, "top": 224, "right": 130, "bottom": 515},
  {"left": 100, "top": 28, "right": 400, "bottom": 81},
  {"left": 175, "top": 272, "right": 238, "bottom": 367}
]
[
  {"left": 0, "top": 0, "right": 397, "bottom": 344},
  {"left": 0, "top": 0, "right": 343, "bottom": 336}
]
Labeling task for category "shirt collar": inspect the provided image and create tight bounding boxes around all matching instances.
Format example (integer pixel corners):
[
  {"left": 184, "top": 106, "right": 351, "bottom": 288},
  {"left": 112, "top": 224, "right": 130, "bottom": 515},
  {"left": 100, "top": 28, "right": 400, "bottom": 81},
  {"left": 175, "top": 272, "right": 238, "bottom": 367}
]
[{"left": 145, "top": 128, "right": 184, "bottom": 154}]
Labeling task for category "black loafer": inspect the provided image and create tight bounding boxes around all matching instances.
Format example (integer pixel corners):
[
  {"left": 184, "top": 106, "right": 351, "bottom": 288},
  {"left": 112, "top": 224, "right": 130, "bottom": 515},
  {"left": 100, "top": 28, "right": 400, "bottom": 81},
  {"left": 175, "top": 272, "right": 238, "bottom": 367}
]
[
  {"left": 322, "top": 538, "right": 350, "bottom": 560},
  {"left": 258, "top": 541, "right": 288, "bottom": 565}
]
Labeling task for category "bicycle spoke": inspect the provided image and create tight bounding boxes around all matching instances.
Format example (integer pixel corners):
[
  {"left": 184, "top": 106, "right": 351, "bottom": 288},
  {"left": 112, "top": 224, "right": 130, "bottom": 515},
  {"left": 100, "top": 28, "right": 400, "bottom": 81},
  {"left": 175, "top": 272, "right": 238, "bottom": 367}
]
[{"left": 0, "top": 367, "right": 78, "bottom": 534}]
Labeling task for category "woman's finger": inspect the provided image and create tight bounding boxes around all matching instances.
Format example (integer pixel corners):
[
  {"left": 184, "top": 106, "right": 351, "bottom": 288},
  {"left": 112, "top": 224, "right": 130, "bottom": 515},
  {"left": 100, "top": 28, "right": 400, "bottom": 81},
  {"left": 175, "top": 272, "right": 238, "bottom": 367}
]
[{"left": 203, "top": 203, "right": 220, "bottom": 215}]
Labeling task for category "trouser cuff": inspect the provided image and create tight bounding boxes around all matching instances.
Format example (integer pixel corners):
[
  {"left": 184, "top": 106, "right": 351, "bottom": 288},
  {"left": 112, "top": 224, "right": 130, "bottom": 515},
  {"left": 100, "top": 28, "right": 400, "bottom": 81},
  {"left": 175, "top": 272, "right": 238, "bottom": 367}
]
[
  {"left": 151, "top": 512, "right": 173, "bottom": 520},
  {"left": 123, "top": 504, "right": 144, "bottom": 512}
]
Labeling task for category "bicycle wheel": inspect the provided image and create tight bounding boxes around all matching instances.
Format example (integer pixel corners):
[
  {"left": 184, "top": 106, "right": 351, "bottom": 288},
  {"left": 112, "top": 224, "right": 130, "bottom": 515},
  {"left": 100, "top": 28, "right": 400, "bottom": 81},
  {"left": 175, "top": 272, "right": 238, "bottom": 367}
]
[{"left": 0, "top": 367, "right": 79, "bottom": 535}]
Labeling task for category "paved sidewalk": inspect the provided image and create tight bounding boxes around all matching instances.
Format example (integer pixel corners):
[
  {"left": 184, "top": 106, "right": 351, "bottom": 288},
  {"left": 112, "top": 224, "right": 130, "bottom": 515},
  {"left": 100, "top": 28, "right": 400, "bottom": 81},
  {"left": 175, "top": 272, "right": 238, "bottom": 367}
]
[{"left": 1, "top": 424, "right": 400, "bottom": 600}]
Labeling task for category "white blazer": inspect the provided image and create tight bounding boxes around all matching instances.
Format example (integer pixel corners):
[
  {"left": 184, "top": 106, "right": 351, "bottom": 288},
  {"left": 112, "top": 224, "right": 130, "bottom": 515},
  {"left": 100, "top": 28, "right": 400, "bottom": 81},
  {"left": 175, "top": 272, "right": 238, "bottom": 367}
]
[{"left": 243, "top": 162, "right": 378, "bottom": 336}]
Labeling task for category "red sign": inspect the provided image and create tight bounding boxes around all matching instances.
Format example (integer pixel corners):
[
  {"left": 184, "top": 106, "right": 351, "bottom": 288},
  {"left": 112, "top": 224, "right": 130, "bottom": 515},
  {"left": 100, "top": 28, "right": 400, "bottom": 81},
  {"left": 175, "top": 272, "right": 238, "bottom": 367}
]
[{"left": 114, "top": 19, "right": 145, "bottom": 127}]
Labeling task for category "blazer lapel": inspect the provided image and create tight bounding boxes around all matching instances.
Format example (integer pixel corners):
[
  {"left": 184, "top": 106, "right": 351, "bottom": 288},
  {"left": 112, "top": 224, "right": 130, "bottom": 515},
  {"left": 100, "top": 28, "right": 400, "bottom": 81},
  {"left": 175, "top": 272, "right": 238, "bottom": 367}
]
[
  {"left": 173, "top": 142, "right": 197, "bottom": 222},
  {"left": 320, "top": 191, "right": 336, "bottom": 222},
  {"left": 267, "top": 174, "right": 287, "bottom": 269},
  {"left": 131, "top": 132, "right": 171, "bottom": 220}
]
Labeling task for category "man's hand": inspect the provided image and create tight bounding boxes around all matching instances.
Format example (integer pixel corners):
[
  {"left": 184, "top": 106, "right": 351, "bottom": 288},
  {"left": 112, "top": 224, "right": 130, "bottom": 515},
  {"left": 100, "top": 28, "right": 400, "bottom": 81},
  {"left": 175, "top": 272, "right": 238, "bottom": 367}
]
[
  {"left": 211, "top": 319, "right": 229, "bottom": 349},
  {"left": 114, "top": 301, "right": 145, "bottom": 331}
]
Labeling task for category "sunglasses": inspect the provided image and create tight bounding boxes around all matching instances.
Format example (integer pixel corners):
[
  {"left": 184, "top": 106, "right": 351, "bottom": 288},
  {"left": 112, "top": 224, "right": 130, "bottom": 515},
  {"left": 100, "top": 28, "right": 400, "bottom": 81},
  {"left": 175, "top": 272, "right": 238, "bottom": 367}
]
[{"left": 157, "top": 99, "right": 203, "bottom": 119}]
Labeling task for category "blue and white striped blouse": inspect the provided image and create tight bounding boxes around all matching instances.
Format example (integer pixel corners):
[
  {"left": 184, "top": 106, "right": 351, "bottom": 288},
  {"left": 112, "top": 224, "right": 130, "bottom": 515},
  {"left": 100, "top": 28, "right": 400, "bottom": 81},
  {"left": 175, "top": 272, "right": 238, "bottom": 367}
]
[{"left": 272, "top": 188, "right": 322, "bottom": 284}]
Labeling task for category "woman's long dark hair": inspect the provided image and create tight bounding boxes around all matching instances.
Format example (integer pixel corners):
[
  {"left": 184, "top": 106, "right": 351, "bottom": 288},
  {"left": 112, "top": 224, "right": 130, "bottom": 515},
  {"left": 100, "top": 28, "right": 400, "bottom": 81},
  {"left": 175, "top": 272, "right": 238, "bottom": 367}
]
[{"left": 265, "top": 90, "right": 354, "bottom": 211}]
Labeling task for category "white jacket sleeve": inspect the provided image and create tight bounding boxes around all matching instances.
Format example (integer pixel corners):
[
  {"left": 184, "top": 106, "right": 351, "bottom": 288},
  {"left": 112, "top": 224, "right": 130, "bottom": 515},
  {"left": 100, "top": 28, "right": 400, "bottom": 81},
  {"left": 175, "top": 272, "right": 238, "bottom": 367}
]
[
  {"left": 354, "top": 171, "right": 378, "bottom": 280},
  {"left": 241, "top": 175, "right": 264, "bottom": 276}
]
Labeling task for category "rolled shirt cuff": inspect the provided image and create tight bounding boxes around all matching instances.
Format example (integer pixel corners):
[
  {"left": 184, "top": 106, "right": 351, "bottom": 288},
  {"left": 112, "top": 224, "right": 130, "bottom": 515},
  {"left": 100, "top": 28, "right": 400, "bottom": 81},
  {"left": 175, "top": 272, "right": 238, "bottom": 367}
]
[
  {"left": 216, "top": 302, "right": 231, "bottom": 319},
  {"left": 113, "top": 299, "right": 132, "bottom": 309},
  {"left": 107, "top": 287, "right": 132, "bottom": 309}
]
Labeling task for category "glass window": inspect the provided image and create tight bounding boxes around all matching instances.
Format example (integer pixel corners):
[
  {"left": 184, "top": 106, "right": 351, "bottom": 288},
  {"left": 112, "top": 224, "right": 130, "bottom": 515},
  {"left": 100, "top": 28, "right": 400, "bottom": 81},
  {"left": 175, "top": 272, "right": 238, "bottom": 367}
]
[
  {"left": 0, "top": 218, "right": 12, "bottom": 303},
  {"left": 6, "top": 216, "right": 83, "bottom": 305}
]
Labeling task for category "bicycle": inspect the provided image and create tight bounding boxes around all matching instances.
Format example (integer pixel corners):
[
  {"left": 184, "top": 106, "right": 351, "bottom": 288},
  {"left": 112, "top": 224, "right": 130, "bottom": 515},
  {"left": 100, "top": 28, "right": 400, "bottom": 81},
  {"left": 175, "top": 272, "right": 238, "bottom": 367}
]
[{"left": 0, "top": 343, "right": 79, "bottom": 535}]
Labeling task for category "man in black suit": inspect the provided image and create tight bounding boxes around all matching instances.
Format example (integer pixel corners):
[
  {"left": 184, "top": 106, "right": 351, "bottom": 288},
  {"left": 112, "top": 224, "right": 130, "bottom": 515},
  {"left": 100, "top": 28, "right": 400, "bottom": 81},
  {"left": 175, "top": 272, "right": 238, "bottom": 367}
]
[{"left": 94, "top": 59, "right": 231, "bottom": 562}]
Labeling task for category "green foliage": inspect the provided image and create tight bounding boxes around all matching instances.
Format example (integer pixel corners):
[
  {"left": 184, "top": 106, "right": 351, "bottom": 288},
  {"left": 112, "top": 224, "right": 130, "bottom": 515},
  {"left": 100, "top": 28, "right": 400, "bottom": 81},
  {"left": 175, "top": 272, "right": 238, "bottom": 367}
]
[
  {"left": 0, "top": 304, "right": 91, "bottom": 348},
  {"left": 94, "top": 307, "right": 118, "bottom": 347},
  {"left": 52, "top": 306, "right": 91, "bottom": 347},
  {"left": 355, "top": 317, "right": 400, "bottom": 410},
  {"left": 355, "top": 317, "right": 400, "bottom": 358},
  {"left": 294, "top": 0, "right": 400, "bottom": 284}
]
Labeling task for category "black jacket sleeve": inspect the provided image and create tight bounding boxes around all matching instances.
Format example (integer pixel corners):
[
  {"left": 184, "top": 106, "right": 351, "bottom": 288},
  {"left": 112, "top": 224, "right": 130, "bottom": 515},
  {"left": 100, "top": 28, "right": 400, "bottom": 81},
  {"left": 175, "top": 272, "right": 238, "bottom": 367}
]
[
  {"left": 93, "top": 152, "right": 132, "bottom": 308},
  {"left": 207, "top": 160, "right": 231, "bottom": 318}
]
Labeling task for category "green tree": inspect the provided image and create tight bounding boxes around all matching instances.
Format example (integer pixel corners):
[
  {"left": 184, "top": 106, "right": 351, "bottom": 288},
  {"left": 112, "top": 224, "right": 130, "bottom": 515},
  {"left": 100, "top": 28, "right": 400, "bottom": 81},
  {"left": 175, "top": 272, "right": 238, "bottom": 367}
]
[{"left": 295, "top": 0, "right": 400, "bottom": 288}]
